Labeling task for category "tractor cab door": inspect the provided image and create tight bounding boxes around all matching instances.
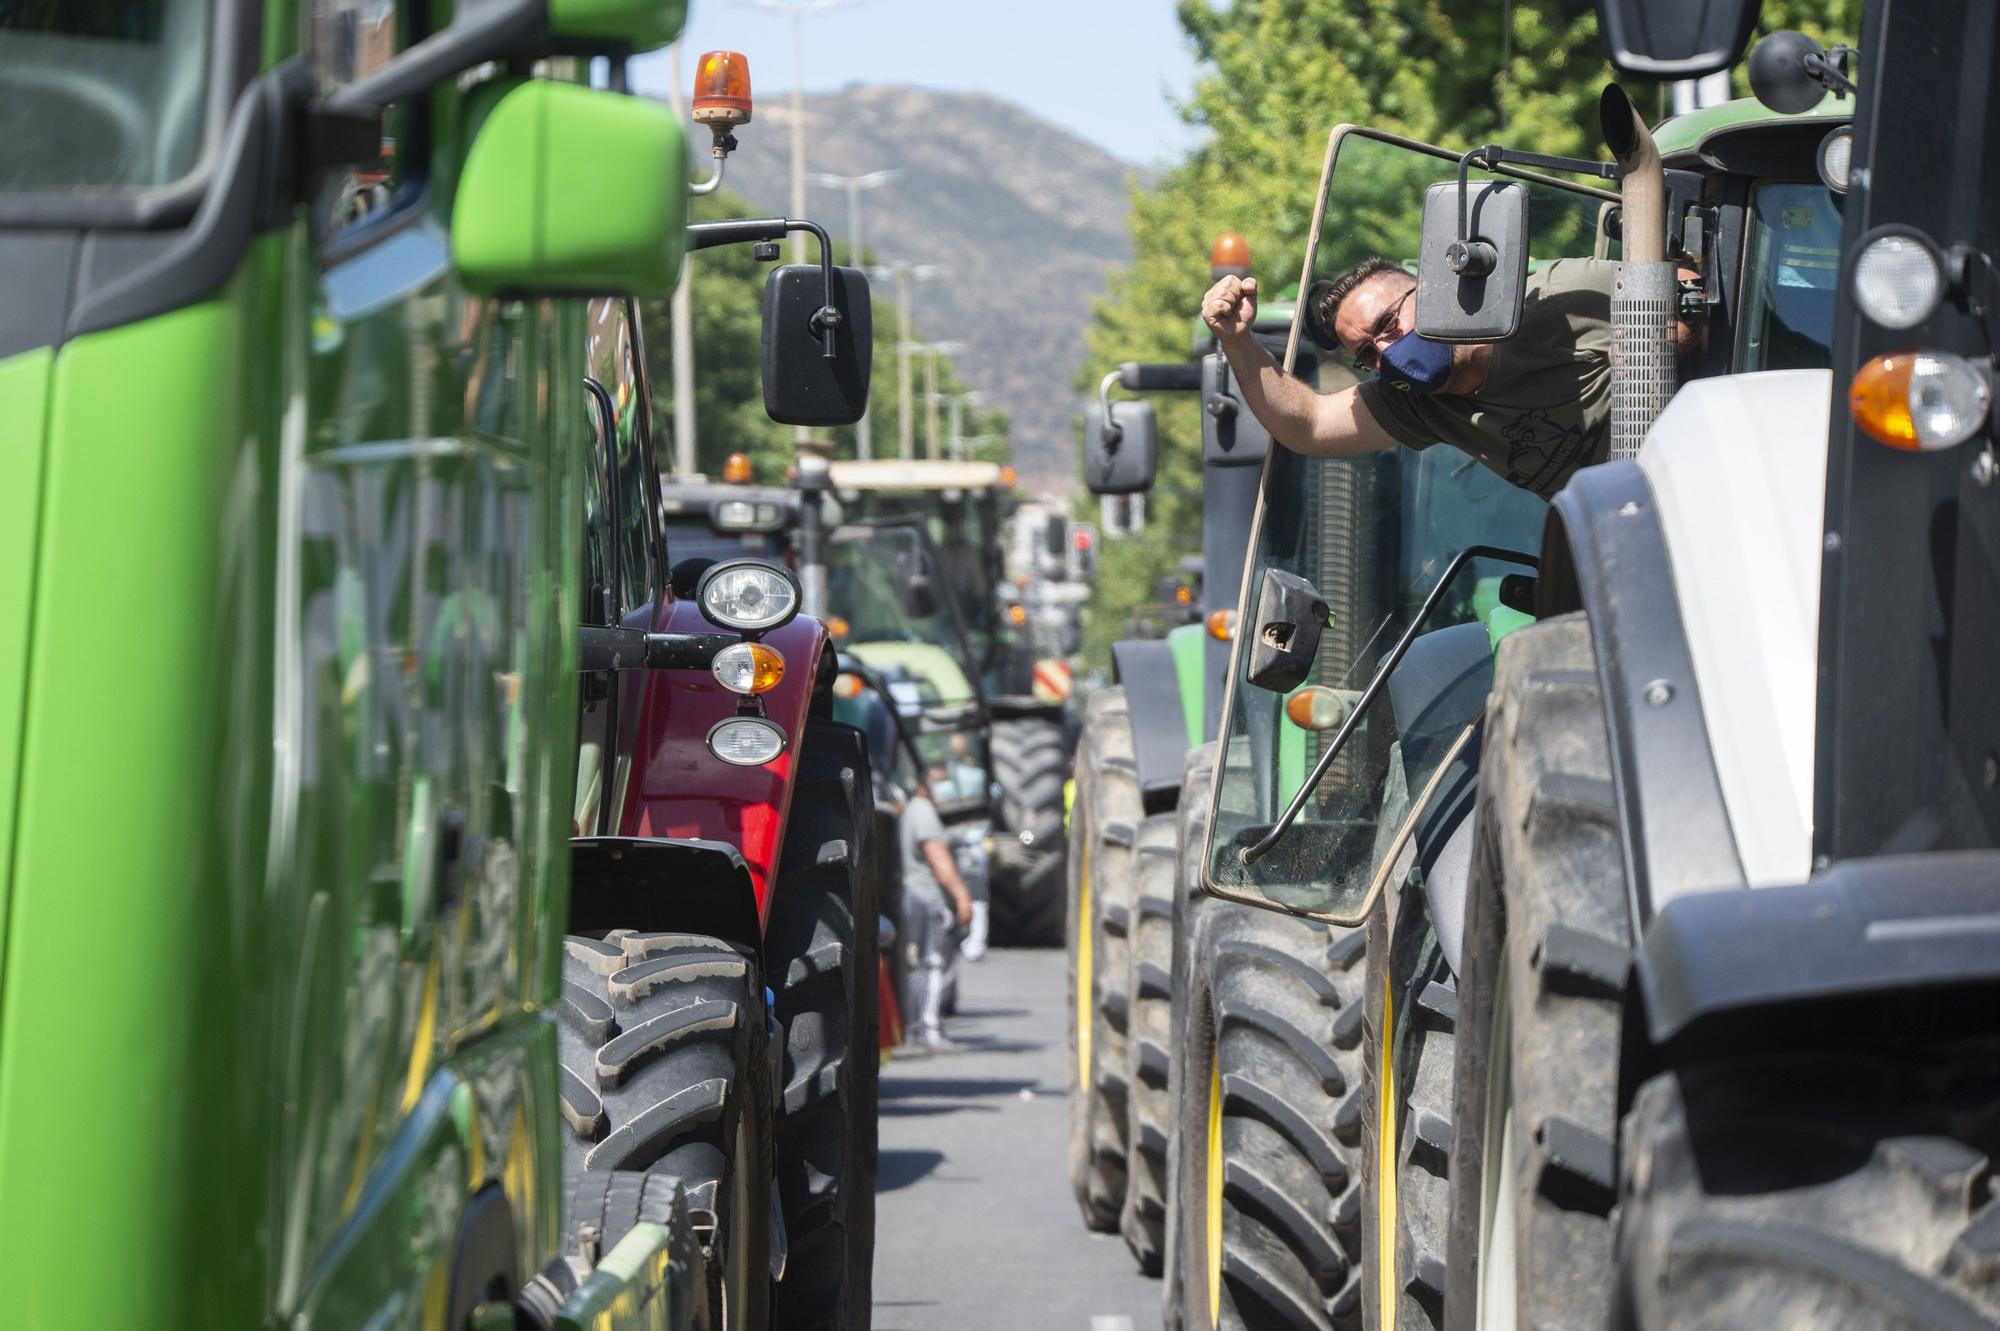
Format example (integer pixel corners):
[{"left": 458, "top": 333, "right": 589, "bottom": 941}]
[
  {"left": 575, "top": 297, "right": 667, "bottom": 837},
  {"left": 1200, "top": 126, "right": 1616, "bottom": 922}
]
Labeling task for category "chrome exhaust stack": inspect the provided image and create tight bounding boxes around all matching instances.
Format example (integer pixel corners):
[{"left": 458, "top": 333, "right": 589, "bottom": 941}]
[{"left": 1602, "top": 84, "right": 1677, "bottom": 459}]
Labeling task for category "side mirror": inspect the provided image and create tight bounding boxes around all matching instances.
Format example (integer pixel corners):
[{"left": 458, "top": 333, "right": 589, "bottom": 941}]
[
  {"left": 762, "top": 263, "right": 873, "bottom": 426},
  {"left": 1414, "top": 177, "right": 1529, "bottom": 343},
  {"left": 903, "top": 573, "right": 939, "bottom": 620},
  {"left": 1748, "top": 30, "right": 1836, "bottom": 114},
  {"left": 1245, "top": 568, "right": 1328, "bottom": 694},
  {"left": 1201, "top": 352, "right": 1270, "bottom": 467},
  {"left": 452, "top": 82, "right": 686, "bottom": 297},
  {"left": 1084, "top": 372, "right": 1156, "bottom": 495},
  {"left": 1594, "top": 0, "right": 1757, "bottom": 79}
]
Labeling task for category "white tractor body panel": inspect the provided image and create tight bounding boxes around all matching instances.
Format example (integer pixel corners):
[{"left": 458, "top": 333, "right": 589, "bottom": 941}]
[{"left": 1637, "top": 370, "right": 1831, "bottom": 888}]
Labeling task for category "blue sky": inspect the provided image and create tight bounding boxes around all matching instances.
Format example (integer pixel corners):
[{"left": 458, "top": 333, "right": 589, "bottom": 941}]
[{"left": 631, "top": 1, "right": 1207, "bottom": 165}]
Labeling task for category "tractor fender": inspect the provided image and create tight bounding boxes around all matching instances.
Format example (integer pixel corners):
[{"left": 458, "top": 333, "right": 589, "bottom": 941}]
[
  {"left": 1539, "top": 457, "right": 1745, "bottom": 931},
  {"left": 1385, "top": 620, "right": 1492, "bottom": 979},
  {"left": 619, "top": 598, "right": 830, "bottom": 930},
  {"left": 1620, "top": 851, "right": 2000, "bottom": 1110},
  {"left": 1635, "top": 370, "right": 1830, "bottom": 890},
  {"left": 1110, "top": 636, "right": 1189, "bottom": 811},
  {"left": 568, "top": 835, "right": 764, "bottom": 958}
]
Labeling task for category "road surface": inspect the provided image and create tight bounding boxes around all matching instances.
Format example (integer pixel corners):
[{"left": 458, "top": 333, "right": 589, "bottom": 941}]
[{"left": 872, "top": 947, "right": 1164, "bottom": 1331}]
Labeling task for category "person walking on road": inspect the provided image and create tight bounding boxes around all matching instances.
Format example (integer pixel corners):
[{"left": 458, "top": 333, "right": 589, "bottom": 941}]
[{"left": 900, "top": 782, "right": 976, "bottom": 1053}]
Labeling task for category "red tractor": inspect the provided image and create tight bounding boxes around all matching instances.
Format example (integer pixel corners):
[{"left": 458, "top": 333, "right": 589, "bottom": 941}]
[{"left": 565, "top": 279, "right": 879, "bottom": 1326}]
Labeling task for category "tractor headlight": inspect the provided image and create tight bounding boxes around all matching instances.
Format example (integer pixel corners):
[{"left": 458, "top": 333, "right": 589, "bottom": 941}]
[
  {"left": 1851, "top": 228, "right": 1944, "bottom": 330},
  {"left": 711, "top": 642, "right": 786, "bottom": 695},
  {"left": 707, "top": 717, "right": 787, "bottom": 766},
  {"left": 1816, "top": 125, "right": 1853, "bottom": 194},
  {"left": 710, "top": 499, "right": 785, "bottom": 532},
  {"left": 696, "top": 559, "right": 800, "bottom": 632},
  {"left": 1848, "top": 350, "right": 1993, "bottom": 451}
]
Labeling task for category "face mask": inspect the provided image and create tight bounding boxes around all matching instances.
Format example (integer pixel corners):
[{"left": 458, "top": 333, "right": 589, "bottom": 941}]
[{"left": 1377, "top": 331, "right": 1454, "bottom": 394}]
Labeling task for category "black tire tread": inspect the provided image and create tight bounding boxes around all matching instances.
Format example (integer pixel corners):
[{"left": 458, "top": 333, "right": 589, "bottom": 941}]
[
  {"left": 990, "top": 715, "right": 1070, "bottom": 946},
  {"left": 1121, "top": 810, "right": 1179, "bottom": 1273}
]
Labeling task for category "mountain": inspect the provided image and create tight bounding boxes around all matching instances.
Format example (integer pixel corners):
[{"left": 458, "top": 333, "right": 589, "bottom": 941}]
[{"left": 713, "top": 84, "right": 1135, "bottom": 496}]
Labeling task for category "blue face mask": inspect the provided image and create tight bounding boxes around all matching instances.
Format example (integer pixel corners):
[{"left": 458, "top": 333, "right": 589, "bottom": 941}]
[{"left": 1377, "top": 331, "right": 1455, "bottom": 394}]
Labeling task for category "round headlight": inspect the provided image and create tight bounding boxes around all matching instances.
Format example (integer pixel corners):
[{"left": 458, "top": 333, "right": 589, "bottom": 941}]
[
  {"left": 711, "top": 642, "right": 785, "bottom": 695},
  {"left": 697, "top": 559, "right": 800, "bottom": 632},
  {"left": 707, "top": 717, "right": 787, "bottom": 766},
  {"left": 1909, "top": 353, "right": 1993, "bottom": 450},
  {"left": 1816, "top": 126, "right": 1853, "bottom": 193},
  {"left": 1852, "top": 229, "right": 1944, "bottom": 330}
]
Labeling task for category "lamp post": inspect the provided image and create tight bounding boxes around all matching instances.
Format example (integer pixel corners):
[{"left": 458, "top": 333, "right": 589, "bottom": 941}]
[
  {"left": 873, "top": 262, "right": 945, "bottom": 459},
  {"left": 809, "top": 169, "right": 900, "bottom": 460},
  {"left": 913, "top": 340, "right": 967, "bottom": 459},
  {"left": 746, "top": 0, "right": 855, "bottom": 263}
]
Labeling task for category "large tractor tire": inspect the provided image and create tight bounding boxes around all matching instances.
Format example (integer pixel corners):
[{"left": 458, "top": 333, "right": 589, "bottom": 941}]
[
  {"left": 1359, "top": 882, "right": 1458, "bottom": 1331},
  {"left": 1443, "top": 613, "right": 1631, "bottom": 1329},
  {"left": 1617, "top": 1057, "right": 2000, "bottom": 1329},
  {"left": 989, "top": 714, "right": 1070, "bottom": 946},
  {"left": 1067, "top": 688, "right": 1142, "bottom": 1231},
  {"left": 1120, "top": 810, "right": 1179, "bottom": 1272},
  {"left": 558, "top": 931, "right": 773, "bottom": 1329},
  {"left": 767, "top": 719, "right": 880, "bottom": 1331},
  {"left": 1163, "top": 743, "right": 1218, "bottom": 1331},
  {"left": 1172, "top": 891, "right": 1367, "bottom": 1331}
]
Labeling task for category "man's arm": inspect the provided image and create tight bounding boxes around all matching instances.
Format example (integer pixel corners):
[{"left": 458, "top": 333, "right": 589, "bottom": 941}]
[
  {"left": 923, "top": 840, "right": 974, "bottom": 927},
  {"left": 1203, "top": 276, "right": 1402, "bottom": 459}
]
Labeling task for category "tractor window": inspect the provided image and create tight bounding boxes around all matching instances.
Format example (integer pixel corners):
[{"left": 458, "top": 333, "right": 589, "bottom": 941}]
[
  {"left": 1203, "top": 126, "right": 1598, "bottom": 920},
  {"left": 1736, "top": 182, "right": 1841, "bottom": 372},
  {"left": 0, "top": 0, "right": 212, "bottom": 191}
]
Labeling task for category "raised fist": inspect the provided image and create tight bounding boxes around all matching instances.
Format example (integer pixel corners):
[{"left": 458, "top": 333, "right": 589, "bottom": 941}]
[{"left": 1201, "top": 275, "right": 1258, "bottom": 340}]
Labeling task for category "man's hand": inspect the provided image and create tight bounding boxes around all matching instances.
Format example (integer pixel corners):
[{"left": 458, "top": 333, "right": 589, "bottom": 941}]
[
  {"left": 949, "top": 887, "right": 973, "bottom": 929},
  {"left": 1202, "top": 275, "right": 1258, "bottom": 341}
]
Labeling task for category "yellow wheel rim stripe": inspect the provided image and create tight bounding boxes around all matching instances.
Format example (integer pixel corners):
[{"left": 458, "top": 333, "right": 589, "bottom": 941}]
[
  {"left": 1377, "top": 977, "right": 1398, "bottom": 1331},
  {"left": 1206, "top": 1053, "right": 1224, "bottom": 1328}
]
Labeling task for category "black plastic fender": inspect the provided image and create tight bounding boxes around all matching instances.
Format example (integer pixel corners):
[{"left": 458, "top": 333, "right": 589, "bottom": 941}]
[
  {"left": 569, "top": 836, "right": 764, "bottom": 959},
  {"left": 1539, "top": 460, "right": 1745, "bottom": 928},
  {"left": 1621, "top": 850, "right": 2000, "bottom": 1109},
  {"left": 1111, "top": 637, "right": 1189, "bottom": 812}
]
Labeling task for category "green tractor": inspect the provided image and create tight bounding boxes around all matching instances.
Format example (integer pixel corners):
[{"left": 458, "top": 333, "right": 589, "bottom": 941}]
[
  {"left": 1065, "top": 237, "right": 1340, "bottom": 1280},
  {"left": 1181, "top": 2, "right": 2000, "bottom": 1329},
  {"left": 823, "top": 459, "right": 1077, "bottom": 948},
  {"left": 0, "top": 4, "right": 876, "bottom": 1328}
]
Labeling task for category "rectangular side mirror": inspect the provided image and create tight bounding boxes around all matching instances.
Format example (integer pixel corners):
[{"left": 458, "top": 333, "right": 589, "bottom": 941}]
[
  {"left": 1414, "top": 178, "right": 1529, "bottom": 343},
  {"left": 1245, "top": 568, "right": 1328, "bottom": 693},
  {"left": 1083, "top": 400, "right": 1156, "bottom": 495},
  {"left": 762, "top": 264, "right": 873, "bottom": 426},
  {"left": 1201, "top": 352, "right": 1271, "bottom": 467},
  {"left": 452, "top": 82, "right": 687, "bottom": 298},
  {"left": 1595, "top": 0, "right": 1757, "bottom": 78}
]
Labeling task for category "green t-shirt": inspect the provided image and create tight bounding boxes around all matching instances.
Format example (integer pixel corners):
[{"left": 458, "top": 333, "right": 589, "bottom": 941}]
[{"left": 1357, "top": 257, "right": 1615, "bottom": 499}]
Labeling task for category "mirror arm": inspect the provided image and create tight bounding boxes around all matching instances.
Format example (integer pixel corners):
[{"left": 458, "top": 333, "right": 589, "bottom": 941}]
[
  {"left": 328, "top": 0, "right": 544, "bottom": 112},
  {"left": 1453, "top": 144, "right": 1619, "bottom": 277},
  {"left": 1096, "top": 371, "right": 1124, "bottom": 445},
  {"left": 1239, "top": 543, "right": 1538, "bottom": 867},
  {"left": 689, "top": 151, "right": 728, "bottom": 196},
  {"left": 1804, "top": 47, "right": 1859, "bottom": 98}
]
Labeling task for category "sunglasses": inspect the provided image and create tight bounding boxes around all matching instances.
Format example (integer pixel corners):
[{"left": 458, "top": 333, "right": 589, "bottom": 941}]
[{"left": 1349, "top": 288, "right": 1415, "bottom": 374}]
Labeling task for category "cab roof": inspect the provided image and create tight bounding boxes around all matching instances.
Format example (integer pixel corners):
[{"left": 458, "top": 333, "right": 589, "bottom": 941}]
[
  {"left": 1651, "top": 92, "right": 1850, "bottom": 175},
  {"left": 827, "top": 459, "right": 1008, "bottom": 491}
]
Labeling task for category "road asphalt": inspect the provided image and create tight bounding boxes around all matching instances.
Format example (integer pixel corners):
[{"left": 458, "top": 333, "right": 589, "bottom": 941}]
[{"left": 871, "top": 946, "right": 1165, "bottom": 1331}]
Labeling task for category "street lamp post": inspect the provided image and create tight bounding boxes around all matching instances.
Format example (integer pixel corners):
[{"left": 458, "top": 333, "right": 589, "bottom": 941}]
[
  {"left": 915, "top": 340, "right": 967, "bottom": 459},
  {"left": 809, "top": 169, "right": 900, "bottom": 460},
  {"left": 873, "top": 262, "right": 944, "bottom": 460}
]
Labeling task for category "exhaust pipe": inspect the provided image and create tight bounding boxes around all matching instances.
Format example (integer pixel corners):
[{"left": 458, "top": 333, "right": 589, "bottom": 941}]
[{"left": 1601, "top": 84, "right": 1676, "bottom": 460}]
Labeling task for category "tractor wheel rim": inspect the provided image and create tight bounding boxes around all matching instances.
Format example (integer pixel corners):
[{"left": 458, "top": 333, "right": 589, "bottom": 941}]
[
  {"left": 1477, "top": 955, "right": 1518, "bottom": 1331},
  {"left": 1376, "top": 976, "right": 1398, "bottom": 1331},
  {"left": 1076, "top": 836, "right": 1093, "bottom": 1087},
  {"left": 1206, "top": 1049, "right": 1224, "bottom": 1328}
]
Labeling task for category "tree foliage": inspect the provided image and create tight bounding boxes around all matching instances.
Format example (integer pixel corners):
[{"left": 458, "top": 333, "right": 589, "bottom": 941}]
[{"left": 1077, "top": 0, "right": 1858, "bottom": 662}]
